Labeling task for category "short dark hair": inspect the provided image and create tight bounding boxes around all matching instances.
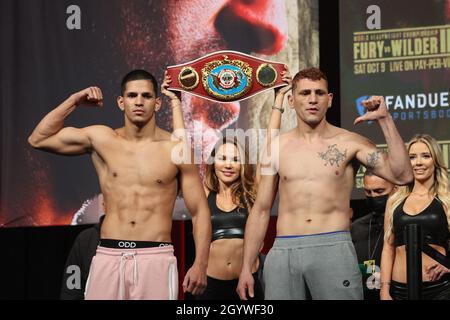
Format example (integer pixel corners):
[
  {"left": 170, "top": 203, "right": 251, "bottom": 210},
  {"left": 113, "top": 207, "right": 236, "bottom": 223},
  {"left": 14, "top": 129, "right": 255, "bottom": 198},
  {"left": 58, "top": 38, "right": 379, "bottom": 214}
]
[
  {"left": 292, "top": 67, "right": 328, "bottom": 92},
  {"left": 121, "top": 69, "right": 158, "bottom": 96},
  {"left": 364, "top": 169, "right": 375, "bottom": 178}
]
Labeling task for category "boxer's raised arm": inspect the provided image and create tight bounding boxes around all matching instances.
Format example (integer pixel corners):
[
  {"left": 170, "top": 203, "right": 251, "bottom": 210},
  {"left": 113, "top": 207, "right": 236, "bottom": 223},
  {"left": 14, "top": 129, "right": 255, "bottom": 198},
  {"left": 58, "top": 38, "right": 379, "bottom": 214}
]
[{"left": 28, "top": 87, "right": 103, "bottom": 155}]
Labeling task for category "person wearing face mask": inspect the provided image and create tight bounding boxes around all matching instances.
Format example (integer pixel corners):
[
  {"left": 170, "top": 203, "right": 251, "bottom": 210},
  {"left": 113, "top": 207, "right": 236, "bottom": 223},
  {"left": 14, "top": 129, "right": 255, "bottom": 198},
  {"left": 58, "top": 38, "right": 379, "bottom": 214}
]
[{"left": 351, "top": 171, "right": 395, "bottom": 300}]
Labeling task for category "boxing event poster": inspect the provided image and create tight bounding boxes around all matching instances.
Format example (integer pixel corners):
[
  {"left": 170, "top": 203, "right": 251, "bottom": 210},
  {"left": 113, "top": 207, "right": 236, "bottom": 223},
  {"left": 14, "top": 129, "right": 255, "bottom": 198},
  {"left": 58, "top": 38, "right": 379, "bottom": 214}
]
[
  {"left": 0, "top": 0, "right": 319, "bottom": 227},
  {"left": 340, "top": 0, "right": 450, "bottom": 199}
]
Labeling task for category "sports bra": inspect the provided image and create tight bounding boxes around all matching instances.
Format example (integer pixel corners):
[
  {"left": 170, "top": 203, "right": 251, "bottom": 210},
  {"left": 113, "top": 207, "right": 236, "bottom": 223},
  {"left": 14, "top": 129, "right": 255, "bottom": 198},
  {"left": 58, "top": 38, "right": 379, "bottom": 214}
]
[
  {"left": 208, "top": 191, "right": 248, "bottom": 242},
  {"left": 393, "top": 197, "right": 449, "bottom": 247}
]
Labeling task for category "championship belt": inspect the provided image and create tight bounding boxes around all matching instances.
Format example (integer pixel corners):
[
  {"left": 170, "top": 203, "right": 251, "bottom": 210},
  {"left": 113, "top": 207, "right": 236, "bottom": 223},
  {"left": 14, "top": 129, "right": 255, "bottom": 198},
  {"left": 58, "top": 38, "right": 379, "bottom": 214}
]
[{"left": 166, "top": 50, "right": 287, "bottom": 103}]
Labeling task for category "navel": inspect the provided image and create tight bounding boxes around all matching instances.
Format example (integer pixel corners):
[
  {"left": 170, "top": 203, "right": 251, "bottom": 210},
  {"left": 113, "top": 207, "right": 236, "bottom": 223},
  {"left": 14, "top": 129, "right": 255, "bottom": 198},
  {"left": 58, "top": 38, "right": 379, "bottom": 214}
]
[
  {"left": 156, "top": 179, "right": 162, "bottom": 184},
  {"left": 113, "top": 172, "right": 118, "bottom": 178}
]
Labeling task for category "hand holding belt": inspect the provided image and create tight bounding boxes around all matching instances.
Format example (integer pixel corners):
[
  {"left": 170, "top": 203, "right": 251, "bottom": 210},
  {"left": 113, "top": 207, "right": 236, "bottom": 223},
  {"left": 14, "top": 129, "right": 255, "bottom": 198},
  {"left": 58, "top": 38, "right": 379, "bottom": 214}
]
[{"left": 166, "top": 50, "right": 288, "bottom": 103}]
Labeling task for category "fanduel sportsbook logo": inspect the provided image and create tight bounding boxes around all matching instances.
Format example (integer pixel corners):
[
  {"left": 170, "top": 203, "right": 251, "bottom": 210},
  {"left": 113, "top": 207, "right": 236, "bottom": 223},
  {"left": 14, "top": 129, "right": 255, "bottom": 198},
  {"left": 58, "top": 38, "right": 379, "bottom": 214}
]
[
  {"left": 356, "top": 96, "right": 370, "bottom": 117},
  {"left": 356, "top": 92, "right": 450, "bottom": 123}
]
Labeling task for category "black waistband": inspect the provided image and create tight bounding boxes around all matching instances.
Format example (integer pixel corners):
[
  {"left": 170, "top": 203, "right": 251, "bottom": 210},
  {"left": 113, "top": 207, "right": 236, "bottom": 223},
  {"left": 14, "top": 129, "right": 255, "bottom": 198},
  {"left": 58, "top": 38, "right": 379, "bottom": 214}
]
[
  {"left": 390, "top": 274, "right": 450, "bottom": 300},
  {"left": 206, "top": 272, "right": 260, "bottom": 285},
  {"left": 391, "top": 274, "right": 450, "bottom": 288},
  {"left": 99, "top": 239, "right": 173, "bottom": 249}
]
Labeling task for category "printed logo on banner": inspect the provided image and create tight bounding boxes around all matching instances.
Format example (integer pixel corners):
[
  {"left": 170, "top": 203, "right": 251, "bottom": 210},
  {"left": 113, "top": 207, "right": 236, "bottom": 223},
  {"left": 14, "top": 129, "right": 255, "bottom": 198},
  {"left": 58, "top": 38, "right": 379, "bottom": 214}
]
[
  {"left": 356, "top": 93, "right": 450, "bottom": 123},
  {"left": 355, "top": 95, "right": 373, "bottom": 124}
]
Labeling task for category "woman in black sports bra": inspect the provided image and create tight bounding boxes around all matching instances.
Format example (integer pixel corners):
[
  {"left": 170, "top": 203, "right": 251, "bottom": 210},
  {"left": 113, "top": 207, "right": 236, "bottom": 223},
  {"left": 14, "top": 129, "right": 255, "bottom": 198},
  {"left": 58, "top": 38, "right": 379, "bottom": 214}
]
[
  {"left": 195, "top": 136, "right": 264, "bottom": 300},
  {"left": 163, "top": 69, "right": 291, "bottom": 299},
  {"left": 197, "top": 70, "right": 292, "bottom": 300},
  {"left": 380, "top": 134, "right": 450, "bottom": 300}
]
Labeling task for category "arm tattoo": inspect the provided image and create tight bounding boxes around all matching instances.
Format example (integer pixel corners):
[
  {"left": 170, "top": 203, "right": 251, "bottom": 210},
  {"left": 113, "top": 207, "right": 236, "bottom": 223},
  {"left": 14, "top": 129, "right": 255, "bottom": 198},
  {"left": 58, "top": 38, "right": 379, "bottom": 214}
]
[
  {"left": 318, "top": 144, "right": 347, "bottom": 167},
  {"left": 366, "top": 149, "right": 385, "bottom": 169}
]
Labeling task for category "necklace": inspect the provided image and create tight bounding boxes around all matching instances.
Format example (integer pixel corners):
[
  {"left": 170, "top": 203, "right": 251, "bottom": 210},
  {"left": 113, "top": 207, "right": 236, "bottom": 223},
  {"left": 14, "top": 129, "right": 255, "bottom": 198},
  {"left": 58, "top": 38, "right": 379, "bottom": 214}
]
[{"left": 368, "top": 214, "right": 383, "bottom": 262}]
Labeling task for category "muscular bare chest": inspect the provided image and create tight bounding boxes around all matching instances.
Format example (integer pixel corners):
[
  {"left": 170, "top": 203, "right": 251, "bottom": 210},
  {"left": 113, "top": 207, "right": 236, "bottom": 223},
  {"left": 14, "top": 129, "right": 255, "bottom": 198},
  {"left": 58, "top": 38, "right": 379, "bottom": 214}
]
[
  {"left": 278, "top": 140, "right": 356, "bottom": 185},
  {"left": 92, "top": 139, "right": 178, "bottom": 187}
]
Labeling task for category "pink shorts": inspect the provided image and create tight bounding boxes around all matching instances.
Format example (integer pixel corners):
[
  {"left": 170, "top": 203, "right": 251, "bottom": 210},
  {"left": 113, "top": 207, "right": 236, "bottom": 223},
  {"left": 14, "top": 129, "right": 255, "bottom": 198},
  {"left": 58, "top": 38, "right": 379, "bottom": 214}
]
[{"left": 85, "top": 245, "right": 178, "bottom": 300}]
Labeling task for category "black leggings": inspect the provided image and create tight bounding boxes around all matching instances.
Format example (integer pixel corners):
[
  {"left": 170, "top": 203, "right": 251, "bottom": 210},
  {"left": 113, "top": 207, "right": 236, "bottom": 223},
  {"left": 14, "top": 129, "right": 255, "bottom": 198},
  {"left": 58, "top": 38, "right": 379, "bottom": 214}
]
[
  {"left": 196, "top": 273, "right": 264, "bottom": 300},
  {"left": 390, "top": 274, "right": 450, "bottom": 300}
]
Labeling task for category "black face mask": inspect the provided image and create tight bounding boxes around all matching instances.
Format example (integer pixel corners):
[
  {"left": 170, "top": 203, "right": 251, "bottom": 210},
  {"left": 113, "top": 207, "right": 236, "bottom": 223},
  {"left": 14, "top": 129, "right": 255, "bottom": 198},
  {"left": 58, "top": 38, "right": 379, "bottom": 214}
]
[{"left": 365, "top": 194, "right": 389, "bottom": 215}]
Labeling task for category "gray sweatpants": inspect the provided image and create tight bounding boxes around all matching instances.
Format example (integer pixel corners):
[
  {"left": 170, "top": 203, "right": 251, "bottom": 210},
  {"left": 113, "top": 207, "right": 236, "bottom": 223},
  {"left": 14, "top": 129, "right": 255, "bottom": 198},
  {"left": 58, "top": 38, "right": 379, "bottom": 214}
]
[{"left": 263, "top": 231, "right": 363, "bottom": 300}]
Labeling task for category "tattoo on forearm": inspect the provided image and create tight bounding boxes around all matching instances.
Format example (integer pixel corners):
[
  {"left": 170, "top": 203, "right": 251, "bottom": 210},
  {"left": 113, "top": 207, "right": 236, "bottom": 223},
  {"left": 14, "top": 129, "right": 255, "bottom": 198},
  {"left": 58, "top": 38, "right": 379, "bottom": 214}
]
[
  {"left": 318, "top": 144, "right": 347, "bottom": 167},
  {"left": 366, "top": 149, "right": 385, "bottom": 169}
]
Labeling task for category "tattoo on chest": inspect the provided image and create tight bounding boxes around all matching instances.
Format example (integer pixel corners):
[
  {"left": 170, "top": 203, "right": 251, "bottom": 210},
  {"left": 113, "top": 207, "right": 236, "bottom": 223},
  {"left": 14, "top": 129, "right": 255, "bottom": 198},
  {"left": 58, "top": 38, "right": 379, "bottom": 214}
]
[
  {"left": 366, "top": 149, "right": 384, "bottom": 169},
  {"left": 318, "top": 144, "right": 347, "bottom": 167}
]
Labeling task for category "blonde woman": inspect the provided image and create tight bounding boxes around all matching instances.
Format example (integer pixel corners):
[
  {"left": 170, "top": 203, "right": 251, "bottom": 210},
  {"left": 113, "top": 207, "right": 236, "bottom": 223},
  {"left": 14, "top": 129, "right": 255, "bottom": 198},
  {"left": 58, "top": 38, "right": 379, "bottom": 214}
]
[{"left": 380, "top": 134, "right": 450, "bottom": 300}]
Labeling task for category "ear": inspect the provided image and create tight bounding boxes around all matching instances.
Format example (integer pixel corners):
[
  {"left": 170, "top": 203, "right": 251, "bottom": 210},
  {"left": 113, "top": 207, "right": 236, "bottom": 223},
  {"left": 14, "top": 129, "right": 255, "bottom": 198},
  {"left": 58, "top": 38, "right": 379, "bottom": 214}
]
[
  {"left": 288, "top": 93, "right": 295, "bottom": 109},
  {"left": 117, "top": 96, "right": 124, "bottom": 112},
  {"left": 328, "top": 93, "right": 333, "bottom": 108},
  {"left": 154, "top": 97, "right": 162, "bottom": 112}
]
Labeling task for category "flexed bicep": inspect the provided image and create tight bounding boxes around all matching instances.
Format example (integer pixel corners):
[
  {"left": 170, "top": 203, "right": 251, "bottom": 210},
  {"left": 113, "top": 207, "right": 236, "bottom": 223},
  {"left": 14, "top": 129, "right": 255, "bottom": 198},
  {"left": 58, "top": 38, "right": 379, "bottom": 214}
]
[
  {"left": 28, "top": 87, "right": 103, "bottom": 155},
  {"left": 30, "top": 126, "right": 93, "bottom": 155}
]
